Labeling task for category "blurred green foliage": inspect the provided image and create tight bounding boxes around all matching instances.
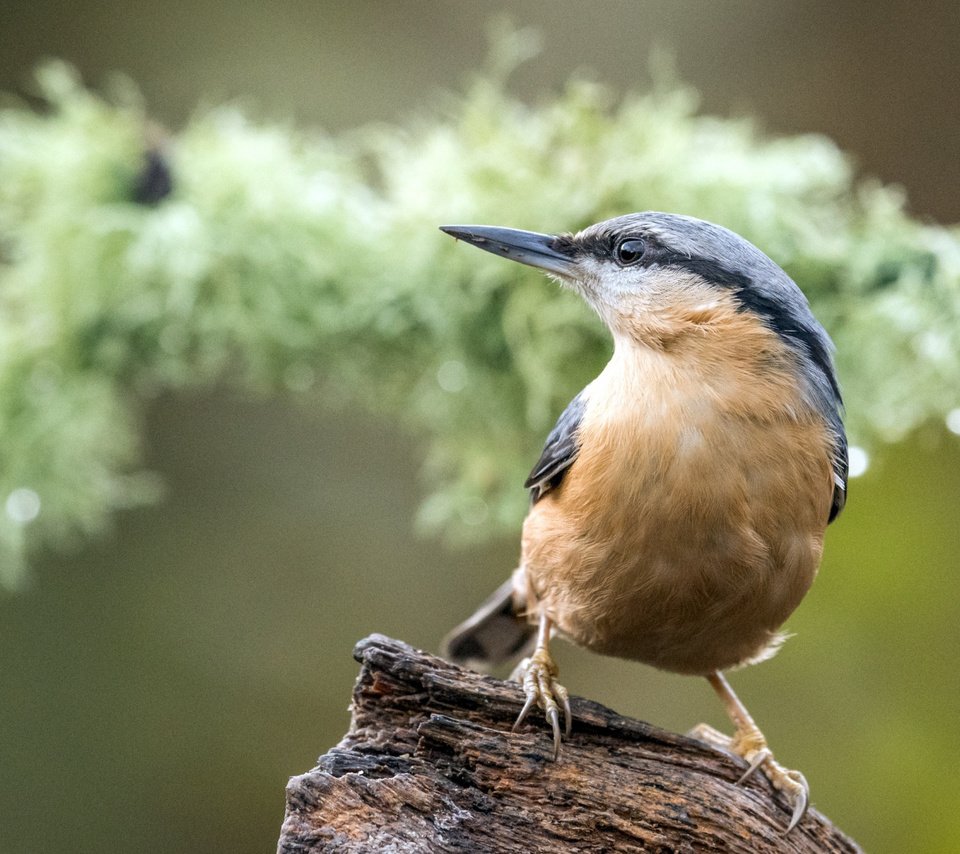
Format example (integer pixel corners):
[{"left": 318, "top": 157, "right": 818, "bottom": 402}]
[{"left": 1, "top": 35, "right": 959, "bottom": 586}]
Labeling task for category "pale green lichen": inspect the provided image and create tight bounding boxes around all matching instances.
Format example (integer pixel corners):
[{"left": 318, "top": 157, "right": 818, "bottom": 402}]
[{"left": 1, "top": 41, "right": 958, "bottom": 584}]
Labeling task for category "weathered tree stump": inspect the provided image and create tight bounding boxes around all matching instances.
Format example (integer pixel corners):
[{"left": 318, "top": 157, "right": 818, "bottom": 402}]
[{"left": 278, "top": 635, "right": 862, "bottom": 853}]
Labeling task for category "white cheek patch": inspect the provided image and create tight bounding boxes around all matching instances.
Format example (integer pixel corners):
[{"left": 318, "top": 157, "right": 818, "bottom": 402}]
[
  {"left": 567, "top": 260, "right": 728, "bottom": 342},
  {"left": 577, "top": 257, "right": 652, "bottom": 299}
]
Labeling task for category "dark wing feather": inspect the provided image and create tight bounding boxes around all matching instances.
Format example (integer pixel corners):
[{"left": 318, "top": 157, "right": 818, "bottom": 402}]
[
  {"left": 524, "top": 390, "right": 588, "bottom": 501},
  {"left": 828, "top": 429, "right": 848, "bottom": 523}
]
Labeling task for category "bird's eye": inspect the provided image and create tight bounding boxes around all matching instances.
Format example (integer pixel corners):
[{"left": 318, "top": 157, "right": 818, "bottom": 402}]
[{"left": 615, "top": 238, "right": 646, "bottom": 266}]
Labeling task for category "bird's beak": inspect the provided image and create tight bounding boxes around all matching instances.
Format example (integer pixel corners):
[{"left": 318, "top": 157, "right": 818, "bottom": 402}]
[{"left": 440, "top": 225, "right": 576, "bottom": 277}]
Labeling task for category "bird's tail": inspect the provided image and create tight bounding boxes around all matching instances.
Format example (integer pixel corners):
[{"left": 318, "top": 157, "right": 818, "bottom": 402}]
[{"left": 441, "top": 575, "right": 535, "bottom": 670}]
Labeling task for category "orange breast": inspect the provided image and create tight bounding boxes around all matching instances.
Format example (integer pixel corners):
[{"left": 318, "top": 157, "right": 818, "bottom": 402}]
[{"left": 520, "top": 313, "right": 835, "bottom": 674}]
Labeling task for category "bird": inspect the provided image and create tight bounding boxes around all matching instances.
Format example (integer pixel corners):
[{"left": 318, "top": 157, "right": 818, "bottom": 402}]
[{"left": 438, "top": 212, "right": 847, "bottom": 833}]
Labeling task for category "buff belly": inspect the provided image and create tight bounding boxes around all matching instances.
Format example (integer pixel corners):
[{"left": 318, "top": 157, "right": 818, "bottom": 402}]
[{"left": 520, "top": 414, "right": 831, "bottom": 675}]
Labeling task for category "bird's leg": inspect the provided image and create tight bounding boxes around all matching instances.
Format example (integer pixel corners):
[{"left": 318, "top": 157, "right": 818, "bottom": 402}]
[
  {"left": 509, "top": 613, "right": 571, "bottom": 760},
  {"left": 690, "top": 671, "right": 809, "bottom": 834}
]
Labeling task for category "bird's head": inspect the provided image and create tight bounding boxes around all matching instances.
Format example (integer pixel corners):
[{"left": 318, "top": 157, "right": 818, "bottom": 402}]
[
  {"left": 442, "top": 210, "right": 841, "bottom": 415},
  {"left": 441, "top": 212, "right": 819, "bottom": 351}
]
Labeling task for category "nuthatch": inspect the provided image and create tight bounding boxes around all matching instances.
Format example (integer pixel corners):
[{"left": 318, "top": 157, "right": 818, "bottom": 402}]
[{"left": 440, "top": 213, "right": 847, "bottom": 832}]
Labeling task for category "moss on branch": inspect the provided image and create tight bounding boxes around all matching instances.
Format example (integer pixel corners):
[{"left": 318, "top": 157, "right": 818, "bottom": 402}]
[{"left": 1, "top": 35, "right": 959, "bottom": 583}]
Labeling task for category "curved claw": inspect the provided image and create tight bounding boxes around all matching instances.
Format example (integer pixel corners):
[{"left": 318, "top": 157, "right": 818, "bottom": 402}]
[
  {"left": 512, "top": 693, "right": 537, "bottom": 732},
  {"left": 691, "top": 717, "right": 810, "bottom": 834},
  {"left": 783, "top": 770, "right": 810, "bottom": 835},
  {"left": 547, "top": 707, "right": 562, "bottom": 761},
  {"left": 743, "top": 754, "right": 809, "bottom": 834},
  {"left": 737, "top": 747, "right": 772, "bottom": 784},
  {"left": 511, "top": 649, "right": 572, "bottom": 760}
]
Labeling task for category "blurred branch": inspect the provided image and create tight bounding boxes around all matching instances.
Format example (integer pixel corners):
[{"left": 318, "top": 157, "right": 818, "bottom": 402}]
[
  {"left": 278, "top": 635, "right": 864, "bottom": 853},
  {"left": 1, "top": 33, "right": 960, "bottom": 583}
]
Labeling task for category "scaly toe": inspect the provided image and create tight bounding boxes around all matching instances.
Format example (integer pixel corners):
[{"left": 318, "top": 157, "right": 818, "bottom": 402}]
[
  {"left": 693, "top": 723, "right": 810, "bottom": 834},
  {"left": 773, "top": 765, "right": 810, "bottom": 834},
  {"left": 556, "top": 683, "right": 572, "bottom": 737},
  {"left": 688, "top": 722, "right": 733, "bottom": 751},
  {"left": 738, "top": 746, "right": 810, "bottom": 834},
  {"left": 511, "top": 650, "right": 572, "bottom": 760}
]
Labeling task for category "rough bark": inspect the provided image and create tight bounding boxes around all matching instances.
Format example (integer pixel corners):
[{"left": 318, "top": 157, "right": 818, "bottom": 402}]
[{"left": 278, "top": 634, "right": 862, "bottom": 853}]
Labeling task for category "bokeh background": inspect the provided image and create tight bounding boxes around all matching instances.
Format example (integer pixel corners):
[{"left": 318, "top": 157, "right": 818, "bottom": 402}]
[{"left": 2, "top": 2, "right": 959, "bottom": 852}]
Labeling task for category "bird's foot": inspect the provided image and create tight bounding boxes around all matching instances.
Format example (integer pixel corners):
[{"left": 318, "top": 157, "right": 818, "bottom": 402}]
[
  {"left": 510, "top": 647, "right": 572, "bottom": 760},
  {"left": 689, "top": 722, "right": 809, "bottom": 833}
]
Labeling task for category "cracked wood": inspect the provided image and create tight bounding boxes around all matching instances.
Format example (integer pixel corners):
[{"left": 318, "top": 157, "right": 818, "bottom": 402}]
[{"left": 278, "top": 634, "right": 862, "bottom": 853}]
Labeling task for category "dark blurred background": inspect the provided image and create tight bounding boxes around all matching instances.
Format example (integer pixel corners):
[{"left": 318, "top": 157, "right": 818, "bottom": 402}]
[{"left": 1, "top": 2, "right": 959, "bottom": 852}]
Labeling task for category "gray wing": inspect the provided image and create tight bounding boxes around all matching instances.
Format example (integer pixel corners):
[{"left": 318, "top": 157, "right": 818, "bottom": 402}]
[{"left": 524, "top": 390, "right": 588, "bottom": 501}]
